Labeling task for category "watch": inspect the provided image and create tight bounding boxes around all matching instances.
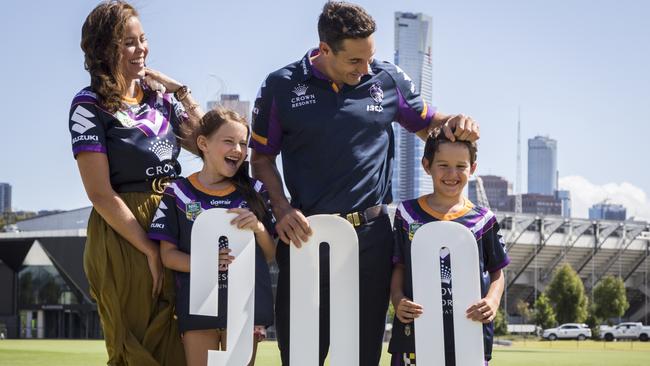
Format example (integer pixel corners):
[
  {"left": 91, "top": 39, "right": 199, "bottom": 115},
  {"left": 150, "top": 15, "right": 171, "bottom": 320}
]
[{"left": 174, "top": 85, "right": 190, "bottom": 101}]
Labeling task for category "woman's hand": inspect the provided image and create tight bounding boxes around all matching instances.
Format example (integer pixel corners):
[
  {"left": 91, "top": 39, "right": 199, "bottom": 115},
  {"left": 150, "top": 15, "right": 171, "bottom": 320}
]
[
  {"left": 143, "top": 67, "right": 182, "bottom": 94},
  {"left": 227, "top": 208, "right": 266, "bottom": 233},
  {"left": 146, "top": 248, "right": 164, "bottom": 298}
]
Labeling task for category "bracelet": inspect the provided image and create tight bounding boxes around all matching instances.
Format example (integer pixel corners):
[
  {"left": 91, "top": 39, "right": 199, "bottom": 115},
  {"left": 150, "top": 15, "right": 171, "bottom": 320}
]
[{"left": 174, "top": 85, "right": 190, "bottom": 101}]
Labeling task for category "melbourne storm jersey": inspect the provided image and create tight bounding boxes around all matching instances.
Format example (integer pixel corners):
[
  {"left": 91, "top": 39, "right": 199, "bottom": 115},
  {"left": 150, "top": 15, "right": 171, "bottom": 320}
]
[
  {"left": 147, "top": 173, "right": 275, "bottom": 330},
  {"left": 389, "top": 197, "right": 510, "bottom": 361},
  {"left": 68, "top": 84, "right": 187, "bottom": 187},
  {"left": 250, "top": 49, "right": 436, "bottom": 215}
]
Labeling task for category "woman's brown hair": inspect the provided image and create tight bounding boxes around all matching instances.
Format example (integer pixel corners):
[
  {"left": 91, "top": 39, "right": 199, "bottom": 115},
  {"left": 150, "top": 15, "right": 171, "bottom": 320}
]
[{"left": 81, "top": 0, "right": 137, "bottom": 113}]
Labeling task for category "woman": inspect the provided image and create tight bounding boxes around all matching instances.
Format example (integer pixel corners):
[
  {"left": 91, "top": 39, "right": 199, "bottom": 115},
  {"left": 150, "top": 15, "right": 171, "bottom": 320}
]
[{"left": 69, "top": 1, "right": 203, "bottom": 364}]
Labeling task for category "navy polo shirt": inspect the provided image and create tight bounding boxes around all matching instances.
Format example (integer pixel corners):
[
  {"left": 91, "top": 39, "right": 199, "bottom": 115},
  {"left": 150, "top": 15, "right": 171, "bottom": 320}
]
[{"left": 250, "top": 49, "right": 436, "bottom": 215}]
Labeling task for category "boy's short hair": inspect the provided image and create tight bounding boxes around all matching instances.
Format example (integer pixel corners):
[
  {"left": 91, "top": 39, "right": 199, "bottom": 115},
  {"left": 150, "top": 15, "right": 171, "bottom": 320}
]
[
  {"left": 317, "top": 1, "right": 376, "bottom": 53},
  {"left": 423, "top": 128, "right": 478, "bottom": 165}
]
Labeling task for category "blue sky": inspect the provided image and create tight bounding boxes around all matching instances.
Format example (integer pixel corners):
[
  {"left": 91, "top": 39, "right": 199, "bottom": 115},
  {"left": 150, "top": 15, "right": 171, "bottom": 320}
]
[{"left": 1, "top": 0, "right": 649, "bottom": 218}]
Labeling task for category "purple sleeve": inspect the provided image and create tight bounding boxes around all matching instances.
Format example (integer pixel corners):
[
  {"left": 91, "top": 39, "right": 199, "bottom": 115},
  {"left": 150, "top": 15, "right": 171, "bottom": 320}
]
[
  {"left": 392, "top": 209, "right": 407, "bottom": 265},
  {"left": 483, "top": 220, "right": 510, "bottom": 273},
  {"left": 68, "top": 92, "right": 107, "bottom": 158},
  {"left": 250, "top": 77, "right": 282, "bottom": 155},
  {"left": 392, "top": 65, "right": 436, "bottom": 133}
]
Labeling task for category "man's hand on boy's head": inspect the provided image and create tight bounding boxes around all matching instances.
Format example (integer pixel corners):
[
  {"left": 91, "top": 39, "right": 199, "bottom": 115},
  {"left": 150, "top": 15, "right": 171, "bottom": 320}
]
[
  {"left": 435, "top": 113, "right": 480, "bottom": 142},
  {"left": 396, "top": 297, "right": 424, "bottom": 324},
  {"left": 465, "top": 296, "right": 499, "bottom": 324}
]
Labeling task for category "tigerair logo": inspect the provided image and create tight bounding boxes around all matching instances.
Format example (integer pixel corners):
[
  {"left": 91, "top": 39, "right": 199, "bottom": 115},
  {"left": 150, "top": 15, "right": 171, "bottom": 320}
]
[
  {"left": 291, "top": 84, "right": 317, "bottom": 108},
  {"left": 71, "top": 105, "right": 96, "bottom": 134},
  {"left": 149, "top": 139, "right": 174, "bottom": 162}
]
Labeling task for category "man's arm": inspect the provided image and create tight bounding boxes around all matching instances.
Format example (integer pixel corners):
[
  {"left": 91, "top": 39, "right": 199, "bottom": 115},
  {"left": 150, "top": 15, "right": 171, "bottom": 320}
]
[{"left": 250, "top": 150, "right": 311, "bottom": 247}]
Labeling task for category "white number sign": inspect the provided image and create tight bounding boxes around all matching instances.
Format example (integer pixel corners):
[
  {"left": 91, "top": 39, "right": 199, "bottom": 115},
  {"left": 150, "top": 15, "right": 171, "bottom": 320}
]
[
  {"left": 190, "top": 208, "right": 256, "bottom": 365},
  {"left": 290, "top": 215, "right": 360, "bottom": 365},
  {"left": 411, "top": 221, "right": 484, "bottom": 366}
]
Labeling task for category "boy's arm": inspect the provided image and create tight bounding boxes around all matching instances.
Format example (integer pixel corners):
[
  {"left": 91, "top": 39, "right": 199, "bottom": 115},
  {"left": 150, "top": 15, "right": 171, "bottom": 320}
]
[
  {"left": 391, "top": 263, "right": 423, "bottom": 324},
  {"left": 466, "top": 269, "right": 504, "bottom": 324}
]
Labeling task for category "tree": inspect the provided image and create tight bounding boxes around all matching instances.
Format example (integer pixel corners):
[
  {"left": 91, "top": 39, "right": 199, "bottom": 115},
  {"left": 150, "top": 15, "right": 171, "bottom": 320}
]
[
  {"left": 494, "top": 307, "right": 508, "bottom": 336},
  {"left": 516, "top": 299, "right": 532, "bottom": 324},
  {"left": 534, "top": 293, "right": 557, "bottom": 329},
  {"left": 546, "top": 263, "right": 588, "bottom": 324},
  {"left": 593, "top": 275, "right": 629, "bottom": 323}
]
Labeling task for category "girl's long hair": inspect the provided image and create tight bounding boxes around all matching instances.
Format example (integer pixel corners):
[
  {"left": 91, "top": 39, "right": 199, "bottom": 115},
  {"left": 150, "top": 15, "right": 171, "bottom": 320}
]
[
  {"left": 189, "top": 107, "right": 268, "bottom": 221},
  {"left": 80, "top": 0, "right": 137, "bottom": 113}
]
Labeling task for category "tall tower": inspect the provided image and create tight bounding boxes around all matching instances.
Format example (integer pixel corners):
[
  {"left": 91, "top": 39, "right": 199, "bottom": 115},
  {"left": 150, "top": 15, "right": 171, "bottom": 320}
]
[
  {"left": 527, "top": 135, "right": 558, "bottom": 195},
  {"left": 392, "top": 12, "right": 433, "bottom": 202},
  {"left": 0, "top": 183, "right": 11, "bottom": 213}
]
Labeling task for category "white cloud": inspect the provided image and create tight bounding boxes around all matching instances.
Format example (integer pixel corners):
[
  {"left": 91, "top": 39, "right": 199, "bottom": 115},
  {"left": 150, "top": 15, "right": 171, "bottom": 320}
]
[{"left": 559, "top": 176, "right": 650, "bottom": 221}]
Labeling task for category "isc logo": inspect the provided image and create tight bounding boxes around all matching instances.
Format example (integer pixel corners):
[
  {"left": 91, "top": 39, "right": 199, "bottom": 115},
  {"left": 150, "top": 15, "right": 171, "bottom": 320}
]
[{"left": 366, "top": 105, "right": 384, "bottom": 112}]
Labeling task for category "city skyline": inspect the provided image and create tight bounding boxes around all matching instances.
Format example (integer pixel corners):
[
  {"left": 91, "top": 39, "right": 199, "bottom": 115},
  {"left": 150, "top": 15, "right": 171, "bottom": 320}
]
[{"left": 1, "top": 1, "right": 649, "bottom": 220}]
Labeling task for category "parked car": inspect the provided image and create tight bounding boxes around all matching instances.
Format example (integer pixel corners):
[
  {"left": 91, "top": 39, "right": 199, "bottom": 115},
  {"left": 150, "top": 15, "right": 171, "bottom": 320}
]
[
  {"left": 600, "top": 322, "right": 650, "bottom": 342},
  {"left": 542, "top": 323, "right": 591, "bottom": 341}
]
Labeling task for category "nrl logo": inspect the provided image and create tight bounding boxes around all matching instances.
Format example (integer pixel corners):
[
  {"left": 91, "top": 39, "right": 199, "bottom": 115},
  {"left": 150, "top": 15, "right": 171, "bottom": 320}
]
[
  {"left": 292, "top": 84, "right": 309, "bottom": 97},
  {"left": 369, "top": 82, "right": 383, "bottom": 104}
]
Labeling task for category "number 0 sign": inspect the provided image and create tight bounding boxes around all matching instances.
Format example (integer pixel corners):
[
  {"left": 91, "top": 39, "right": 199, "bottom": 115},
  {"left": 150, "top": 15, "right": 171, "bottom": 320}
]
[
  {"left": 290, "top": 215, "right": 360, "bottom": 365},
  {"left": 411, "top": 221, "right": 484, "bottom": 366},
  {"left": 190, "top": 208, "right": 256, "bottom": 366}
]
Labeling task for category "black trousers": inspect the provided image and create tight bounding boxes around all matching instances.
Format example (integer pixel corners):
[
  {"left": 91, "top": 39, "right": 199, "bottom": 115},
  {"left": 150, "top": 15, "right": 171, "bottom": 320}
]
[{"left": 274, "top": 214, "right": 394, "bottom": 366}]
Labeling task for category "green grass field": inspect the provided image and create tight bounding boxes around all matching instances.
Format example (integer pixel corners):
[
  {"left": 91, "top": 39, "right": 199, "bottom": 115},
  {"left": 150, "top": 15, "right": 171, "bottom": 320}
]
[{"left": 1, "top": 339, "right": 649, "bottom": 365}]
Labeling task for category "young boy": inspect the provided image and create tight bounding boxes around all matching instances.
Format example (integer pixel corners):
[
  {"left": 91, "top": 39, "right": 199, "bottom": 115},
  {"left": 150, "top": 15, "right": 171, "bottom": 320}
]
[{"left": 389, "top": 129, "right": 510, "bottom": 365}]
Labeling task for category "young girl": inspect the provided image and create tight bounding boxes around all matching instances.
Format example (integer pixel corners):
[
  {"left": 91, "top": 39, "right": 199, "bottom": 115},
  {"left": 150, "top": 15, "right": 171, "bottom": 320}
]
[
  {"left": 388, "top": 129, "right": 510, "bottom": 366},
  {"left": 148, "top": 107, "right": 275, "bottom": 366}
]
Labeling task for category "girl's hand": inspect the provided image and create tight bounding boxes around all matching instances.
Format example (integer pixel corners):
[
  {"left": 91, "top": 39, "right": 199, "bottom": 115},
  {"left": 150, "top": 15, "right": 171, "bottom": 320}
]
[
  {"left": 253, "top": 325, "right": 267, "bottom": 342},
  {"left": 218, "top": 247, "right": 234, "bottom": 271},
  {"left": 466, "top": 296, "right": 499, "bottom": 324},
  {"left": 228, "top": 208, "right": 266, "bottom": 233},
  {"left": 395, "top": 297, "right": 423, "bottom": 324},
  {"left": 143, "top": 67, "right": 182, "bottom": 94}
]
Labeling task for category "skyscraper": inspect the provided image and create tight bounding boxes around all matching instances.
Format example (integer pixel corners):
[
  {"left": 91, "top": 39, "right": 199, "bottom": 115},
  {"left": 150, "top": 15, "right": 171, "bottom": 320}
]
[
  {"left": 392, "top": 12, "right": 433, "bottom": 202},
  {"left": 0, "top": 183, "right": 11, "bottom": 213},
  {"left": 527, "top": 136, "right": 557, "bottom": 195},
  {"left": 589, "top": 202, "right": 626, "bottom": 221},
  {"left": 206, "top": 94, "right": 251, "bottom": 121}
]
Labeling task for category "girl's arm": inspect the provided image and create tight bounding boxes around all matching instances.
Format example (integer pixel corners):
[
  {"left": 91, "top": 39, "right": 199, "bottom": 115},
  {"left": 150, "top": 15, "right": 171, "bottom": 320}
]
[
  {"left": 160, "top": 241, "right": 234, "bottom": 273},
  {"left": 76, "top": 152, "right": 163, "bottom": 298},
  {"left": 228, "top": 208, "right": 276, "bottom": 262},
  {"left": 466, "top": 269, "right": 504, "bottom": 323},
  {"left": 160, "top": 240, "right": 190, "bottom": 272}
]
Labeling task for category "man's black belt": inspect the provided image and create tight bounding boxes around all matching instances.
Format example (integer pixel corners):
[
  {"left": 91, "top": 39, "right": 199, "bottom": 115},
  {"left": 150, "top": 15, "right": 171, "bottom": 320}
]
[
  {"left": 339, "top": 204, "right": 388, "bottom": 227},
  {"left": 114, "top": 177, "right": 172, "bottom": 194}
]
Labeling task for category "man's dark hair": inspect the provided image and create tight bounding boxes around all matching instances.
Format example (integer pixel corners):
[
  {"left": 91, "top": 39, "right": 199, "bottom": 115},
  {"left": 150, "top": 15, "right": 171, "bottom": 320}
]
[{"left": 318, "top": 1, "right": 376, "bottom": 53}]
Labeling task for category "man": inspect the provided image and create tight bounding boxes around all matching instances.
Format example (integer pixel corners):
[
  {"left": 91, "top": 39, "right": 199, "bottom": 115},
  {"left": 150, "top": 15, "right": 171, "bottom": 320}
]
[{"left": 250, "top": 2, "right": 479, "bottom": 365}]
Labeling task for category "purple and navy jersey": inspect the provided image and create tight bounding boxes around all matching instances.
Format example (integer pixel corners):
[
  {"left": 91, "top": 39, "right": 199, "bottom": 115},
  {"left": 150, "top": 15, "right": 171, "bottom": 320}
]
[
  {"left": 68, "top": 85, "right": 187, "bottom": 187},
  {"left": 147, "top": 173, "right": 275, "bottom": 329},
  {"left": 250, "top": 49, "right": 436, "bottom": 215},
  {"left": 388, "top": 197, "right": 510, "bottom": 361}
]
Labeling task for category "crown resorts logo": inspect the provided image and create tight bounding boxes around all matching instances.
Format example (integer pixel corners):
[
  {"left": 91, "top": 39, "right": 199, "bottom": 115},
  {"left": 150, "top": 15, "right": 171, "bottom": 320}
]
[
  {"left": 291, "top": 84, "right": 316, "bottom": 108},
  {"left": 149, "top": 139, "right": 174, "bottom": 162}
]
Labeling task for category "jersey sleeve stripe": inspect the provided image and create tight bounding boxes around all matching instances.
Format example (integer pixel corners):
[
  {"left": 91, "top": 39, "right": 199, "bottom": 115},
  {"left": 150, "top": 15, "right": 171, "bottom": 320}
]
[
  {"left": 252, "top": 131, "right": 268, "bottom": 145},
  {"left": 73, "top": 145, "right": 106, "bottom": 155}
]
